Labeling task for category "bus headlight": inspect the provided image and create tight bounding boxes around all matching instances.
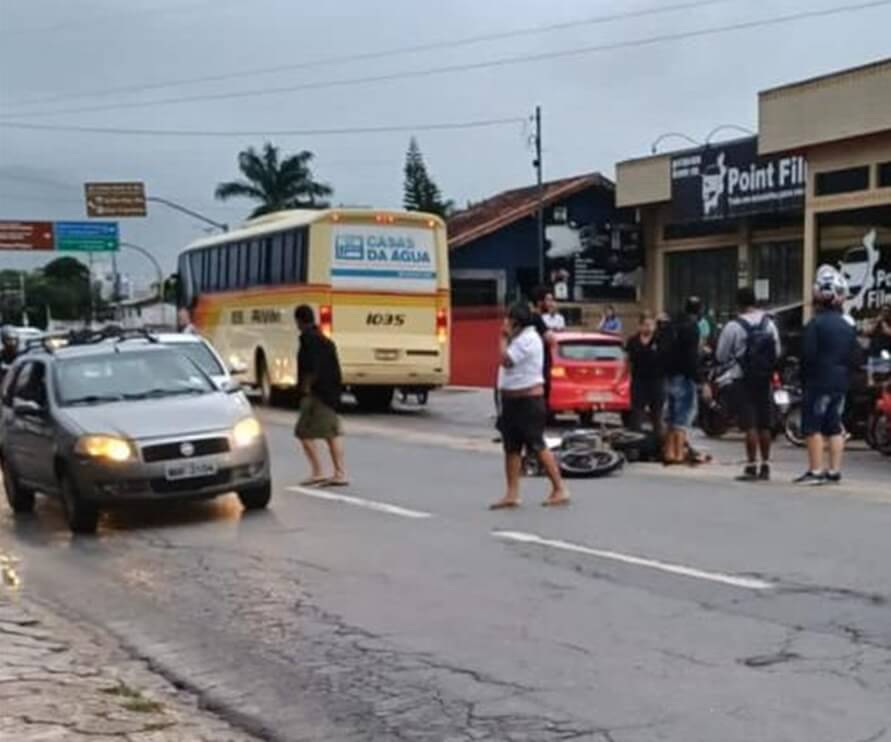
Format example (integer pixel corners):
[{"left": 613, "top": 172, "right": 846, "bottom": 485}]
[
  {"left": 232, "top": 417, "right": 262, "bottom": 447},
  {"left": 75, "top": 435, "right": 134, "bottom": 463}
]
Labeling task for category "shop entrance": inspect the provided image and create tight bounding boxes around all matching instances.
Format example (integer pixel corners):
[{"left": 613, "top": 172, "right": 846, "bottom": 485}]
[{"left": 665, "top": 246, "right": 738, "bottom": 322}]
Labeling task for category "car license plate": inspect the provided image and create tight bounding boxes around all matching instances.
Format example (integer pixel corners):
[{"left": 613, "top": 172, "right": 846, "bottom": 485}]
[
  {"left": 587, "top": 391, "right": 613, "bottom": 403},
  {"left": 165, "top": 460, "right": 218, "bottom": 481},
  {"left": 773, "top": 390, "right": 791, "bottom": 406}
]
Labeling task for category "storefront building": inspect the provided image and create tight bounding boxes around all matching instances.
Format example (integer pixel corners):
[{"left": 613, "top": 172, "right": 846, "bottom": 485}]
[{"left": 616, "top": 57, "right": 891, "bottom": 328}]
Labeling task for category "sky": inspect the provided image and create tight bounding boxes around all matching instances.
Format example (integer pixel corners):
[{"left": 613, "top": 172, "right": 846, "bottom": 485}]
[{"left": 1, "top": 0, "right": 890, "bottom": 286}]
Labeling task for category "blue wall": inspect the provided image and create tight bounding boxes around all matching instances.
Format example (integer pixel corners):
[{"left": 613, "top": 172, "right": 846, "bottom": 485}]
[{"left": 449, "top": 184, "right": 616, "bottom": 301}]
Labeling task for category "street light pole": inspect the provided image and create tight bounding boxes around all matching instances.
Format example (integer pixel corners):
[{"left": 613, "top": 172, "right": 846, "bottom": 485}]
[
  {"left": 147, "top": 196, "right": 228, "bottom": 232},
  {"left": 120, "top": 242, "right": 164, "bottom": 303},
  {"left": 534, "top": 105, "right": 544, "bottom": 287}
]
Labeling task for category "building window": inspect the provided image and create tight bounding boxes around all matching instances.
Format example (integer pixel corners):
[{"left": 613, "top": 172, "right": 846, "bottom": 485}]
[
  {"left": 815, "top": 166, "right": 870, "bottom": 196},
  {"left": 750, "top": 240, "right": 803, "bottom": 308},
  {"left": 879, "top": 162, "right": 891, "bottom": 189}
]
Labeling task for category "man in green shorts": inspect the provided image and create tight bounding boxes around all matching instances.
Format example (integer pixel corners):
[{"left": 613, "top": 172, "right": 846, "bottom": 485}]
[{"left": 294, "top": 305, "right": 348, "bottom": 487}]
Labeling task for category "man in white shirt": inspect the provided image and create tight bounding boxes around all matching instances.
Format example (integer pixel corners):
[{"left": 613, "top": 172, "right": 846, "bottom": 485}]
[
  {"left": 534, "top": 287, "right": 566, "bottom": 331},
  {"left": 491, "top": 303, "right": 569, "bottom": 510}
]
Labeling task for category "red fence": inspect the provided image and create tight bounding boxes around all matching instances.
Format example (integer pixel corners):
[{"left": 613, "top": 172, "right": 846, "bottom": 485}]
[{"left": 449, "top": 306, "right": 503, "bottom": 388}]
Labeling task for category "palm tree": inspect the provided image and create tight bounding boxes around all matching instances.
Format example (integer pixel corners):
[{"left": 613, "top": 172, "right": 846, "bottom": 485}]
[{"left": 215, "top": 142, "right": 333, "bottom": 217}]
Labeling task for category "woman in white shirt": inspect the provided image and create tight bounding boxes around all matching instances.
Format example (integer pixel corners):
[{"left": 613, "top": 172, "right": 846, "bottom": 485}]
[{"left": 491, "top": 304, "right": 569, "bottom": 510}]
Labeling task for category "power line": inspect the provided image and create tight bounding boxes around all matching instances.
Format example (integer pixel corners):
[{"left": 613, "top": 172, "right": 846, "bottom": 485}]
[
  {"left": 3, "top": 0, "right": 888, "bottom": 121},
  {"left": 0, "top": 116, "right": 527, "bottom": 138},
  {"left": 3, "top": 0, "right": 732, "bottom": 110}
]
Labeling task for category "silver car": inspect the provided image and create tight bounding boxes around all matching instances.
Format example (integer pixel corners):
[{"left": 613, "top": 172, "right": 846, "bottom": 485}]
[{"left": 0, "top": 336, "right": 270, "bottom": 534}]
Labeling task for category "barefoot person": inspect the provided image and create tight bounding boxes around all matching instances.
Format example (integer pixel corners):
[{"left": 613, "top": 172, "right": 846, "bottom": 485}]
[
  {"left": 294, "top": 304, "right": 348, "bottom": 487},
  {"left": 491, "top": 303, "right": 569, "bottom": 510}
]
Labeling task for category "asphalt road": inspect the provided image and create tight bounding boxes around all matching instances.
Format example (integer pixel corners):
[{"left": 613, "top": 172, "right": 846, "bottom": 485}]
[{"left": 2, "top": 391, "right": 891, "bottom": 741}]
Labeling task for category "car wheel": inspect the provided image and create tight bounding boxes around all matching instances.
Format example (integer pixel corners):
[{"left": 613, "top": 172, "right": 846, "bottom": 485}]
[
  {"left": 238, "top": 481, "right": 271, "bottom": 510},
  {"left": 2, "top": 459, "right": 35, "bottom": 514},
  {"left": 60, "top": 476, "right": 99, "bottom": 535}
]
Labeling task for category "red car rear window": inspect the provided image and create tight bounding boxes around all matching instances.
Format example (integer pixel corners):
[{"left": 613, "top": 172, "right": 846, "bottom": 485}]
[{"left": 557, "top": 341, "right": 624, "bottom": 362}]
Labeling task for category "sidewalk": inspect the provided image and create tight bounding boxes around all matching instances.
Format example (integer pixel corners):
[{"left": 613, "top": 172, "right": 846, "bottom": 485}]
[{"left": 0, "top": 554, "right": 255, "bottom": 742}]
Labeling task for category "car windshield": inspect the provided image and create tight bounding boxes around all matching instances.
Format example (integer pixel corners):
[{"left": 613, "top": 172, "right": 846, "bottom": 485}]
[
  {"left": 56, "top": 349, "right": 214, "bottom": 406},
  {"left": 558, "top": 341, "right": 625, "bottom": 362},
  {"left": 166, "top": 341, "right": 225, "bottom": 377}
]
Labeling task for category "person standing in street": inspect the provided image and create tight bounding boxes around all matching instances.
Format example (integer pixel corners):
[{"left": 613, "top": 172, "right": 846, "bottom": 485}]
[
  {"left": 537, "top": 288, "right": 566, "bottom": 332},
  {"left": 0, "top": 326, "right": 19, "bottom": 385},
  {"left": 661, "top": 298, "right": 702, "bottom": 464},
  {"left": 795, "top": 267, "right": 860, "bottom": 485},
  {"left": 716, "top": 287, "right": 782, "bottom": 481},
  {"left": 294, "top": 304, "right": 348, "bottom": 487},
  {"left": 491, "top": 303, "right": 569, "bottom": 510},
  {"left": 599, "top": 305, "right": 623, "bottom": 334},
  {"left": 625, "top": 311, "right": 665, "bottom": 438}
]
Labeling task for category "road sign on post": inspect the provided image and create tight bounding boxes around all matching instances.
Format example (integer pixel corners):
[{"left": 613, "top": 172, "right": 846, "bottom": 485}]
[
  {"left": 0, "top": 221, "right": 54, "bottom": 251},
  {"left": 55, "top": 221, "right": 119, "bottom": 252},
  {"left": 85, "top": 182, "right": 146, "bottom": 217}
]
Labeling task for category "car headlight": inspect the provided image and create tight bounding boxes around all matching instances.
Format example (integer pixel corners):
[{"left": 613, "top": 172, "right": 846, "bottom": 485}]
[
  {"left": 75, "top": 435, "right": 134, "bottom": 463},
  {"left": 232, "top": 417, "right": 262, "bottom": 447}
]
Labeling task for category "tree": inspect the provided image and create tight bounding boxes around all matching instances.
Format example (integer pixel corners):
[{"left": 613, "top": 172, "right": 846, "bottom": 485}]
[
  {"left": 215, "top": 142, "right": 333, "bottom": 218},
  {"left": 403, "top": 138, "right": 453, "bottom": 218}
]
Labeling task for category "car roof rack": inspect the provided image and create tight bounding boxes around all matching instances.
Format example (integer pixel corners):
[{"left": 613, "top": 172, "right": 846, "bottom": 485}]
[
  {"left": 61, "top": 326, "right": 160, "bottom": 349},
  {"left": 22, "top": 332, "right": 68, "bottom": 355}
]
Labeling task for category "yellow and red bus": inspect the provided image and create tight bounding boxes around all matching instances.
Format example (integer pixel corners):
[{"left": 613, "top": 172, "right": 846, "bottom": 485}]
[{"left": 176, "top": 208, "right": 450, "bottom": 410}]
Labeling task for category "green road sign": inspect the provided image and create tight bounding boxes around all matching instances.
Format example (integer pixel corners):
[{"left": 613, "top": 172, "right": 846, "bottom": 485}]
[{"left": 55, "top": 221, "right": 119, "bottom": 252}]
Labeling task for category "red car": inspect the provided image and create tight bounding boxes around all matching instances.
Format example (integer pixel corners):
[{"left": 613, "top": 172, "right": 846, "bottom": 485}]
[{"left": 548, "top": 331, "right": 631, "bottom": 425}]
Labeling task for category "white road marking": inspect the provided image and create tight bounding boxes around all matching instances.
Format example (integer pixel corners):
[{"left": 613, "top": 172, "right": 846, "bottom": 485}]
[
  {"left": 287, "top": 486, "right": 433, "bottom": 519},
  {"left": 492, "top": 531, "right": 774, "bottom": 591}
]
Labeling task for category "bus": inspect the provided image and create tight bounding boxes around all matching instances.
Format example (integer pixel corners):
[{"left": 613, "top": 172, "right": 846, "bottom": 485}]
[{"left": 176, "top": 208, "right": 450, "bottom": 410}]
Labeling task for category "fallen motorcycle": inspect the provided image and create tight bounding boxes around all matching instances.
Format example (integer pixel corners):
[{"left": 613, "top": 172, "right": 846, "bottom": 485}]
[{"left": 523, "top": 429, "right": 633, "bottom": 478}]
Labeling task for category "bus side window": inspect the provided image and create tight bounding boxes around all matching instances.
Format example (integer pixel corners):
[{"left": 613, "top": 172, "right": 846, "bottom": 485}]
[
  {"left": 269, "top": 233, "right": 284, "bottom": 285},
  {"left": 283, "top": 231, "right": 296, "bottom": 283},
  {"left": 189, "top": 251, "right": 204, "bottom": 297},
  {"left": 226, "top": 243, "right": 238, "bottom": 289},
  {"left": 248, "top": 240, "right": 262, "bottom": 286},
  {"left": 237, "top": 242, "right": 248, "bottom": 288},
  {"left": 294, "top": 228, "right": 308, "bottom": 283}
]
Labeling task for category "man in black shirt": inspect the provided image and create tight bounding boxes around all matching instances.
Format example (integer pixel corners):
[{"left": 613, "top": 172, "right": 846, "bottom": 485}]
[
  {"left": 294, "top": 305, "right": 348, "bottom": 487},
  {"left": 625, "top": 311, "right": 664, "bottom": 437},
  {"left": 662, "top": 298, "right": 702, "bottom": 463},
  {"left": 0, "top": 326, "right": 19, "bottom": 386}
]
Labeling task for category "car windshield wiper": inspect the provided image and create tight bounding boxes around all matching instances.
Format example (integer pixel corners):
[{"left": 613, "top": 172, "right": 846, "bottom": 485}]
[
  {"left": 123, "top": 387, "right": 206, "bottom": 400},
  {"left": 64, "top": 394, "right": 124, "bottom": 406}
]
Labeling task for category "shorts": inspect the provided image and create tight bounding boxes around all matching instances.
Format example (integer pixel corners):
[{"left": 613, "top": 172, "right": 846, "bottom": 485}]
[
  {"left": 295, "top": 395, "right": 342, "bottom": 440},
  {"left": 499, "top": 395, "right": 547, "bottom": 454},
  {"left": 730, "top": 378, "right": 774, "bottom": 431},
  {"left": 801, "top": 389, "right": 846, "bottom": 437},
  {"left": 665, "top": 375, "right": 697, "bottom": 431}
]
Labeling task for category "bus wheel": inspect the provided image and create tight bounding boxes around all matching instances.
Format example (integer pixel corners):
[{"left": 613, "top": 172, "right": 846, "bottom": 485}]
[{"left": 354, "top": 386, "right": 394, "bottom": 413}]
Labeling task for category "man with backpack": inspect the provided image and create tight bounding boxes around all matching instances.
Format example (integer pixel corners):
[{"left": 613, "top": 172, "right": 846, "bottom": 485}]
[{"left": 716, "top": 287, "right": 781, "bottom": 481}]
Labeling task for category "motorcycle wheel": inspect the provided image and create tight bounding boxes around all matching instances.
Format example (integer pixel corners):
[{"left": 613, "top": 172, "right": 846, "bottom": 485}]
[
  {"left": 559, "top": 448, "right": 624, "bottom": 479},
  {"left": 699, "top": 405, "right": 730, "bottom": 438},
  {"left": 784, "top": 404, "right": 806, "bottom": 448}
]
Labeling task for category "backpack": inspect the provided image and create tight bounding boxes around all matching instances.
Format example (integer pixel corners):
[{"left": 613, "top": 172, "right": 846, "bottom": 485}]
[{"left": 737, "top": 316, "right": 777, "bottom": 380}]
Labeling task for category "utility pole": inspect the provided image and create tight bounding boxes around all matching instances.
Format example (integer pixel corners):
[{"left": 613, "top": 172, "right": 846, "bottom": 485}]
[{"left": 533, "top": 105, "right": 544, "bottom": 286}]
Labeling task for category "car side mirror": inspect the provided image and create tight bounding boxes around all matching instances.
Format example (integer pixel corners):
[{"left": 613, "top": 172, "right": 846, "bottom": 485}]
[
  {"left": 13, "top": 399, "right": 45, "bottom": 417},
  {"left": 228, "top": 362, "right": 247, "bottom": 376},
  {"left": 220, "top": 379, "right": 242, "bottom": 394}
]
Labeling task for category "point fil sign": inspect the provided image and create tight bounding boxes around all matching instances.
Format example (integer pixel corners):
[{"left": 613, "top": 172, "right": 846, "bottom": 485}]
[
  {"left": 331, "top": 225, "right": 436, "bottom": 292},
  {"left": 671, "top": 137, "right": 806, "bottom": 222}
]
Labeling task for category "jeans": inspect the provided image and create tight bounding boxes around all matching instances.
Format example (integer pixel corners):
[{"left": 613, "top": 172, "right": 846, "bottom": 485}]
[{"left": 665, "top": 375, "right": 697, "bottom": 431}]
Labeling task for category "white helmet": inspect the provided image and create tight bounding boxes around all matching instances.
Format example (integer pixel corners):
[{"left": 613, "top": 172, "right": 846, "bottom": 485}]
[{"left": 813, "top": 264, "right": 848, "bottom": 307}]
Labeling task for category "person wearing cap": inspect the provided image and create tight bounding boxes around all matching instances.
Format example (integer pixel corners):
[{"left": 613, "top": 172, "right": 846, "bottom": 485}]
[
  {"left": 491, "top": 303, "right": 569, "bottom": 510},
  {"left": 795, "top": 266, "right": 861, "bottom": 486}
]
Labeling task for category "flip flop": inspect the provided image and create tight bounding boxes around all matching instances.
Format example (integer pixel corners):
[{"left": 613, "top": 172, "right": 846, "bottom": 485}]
[
  {"left": 542, "top": 497, "right": 571, "bottom": 508},
  {"left": 322, "top": 479, "right": 351, "bottom": 488},
  {"left": 299, "top": 477, "right": 328, "bottom": 487},
  {"left": 489, "top": 500, "right": 521, "bottom": 510}
]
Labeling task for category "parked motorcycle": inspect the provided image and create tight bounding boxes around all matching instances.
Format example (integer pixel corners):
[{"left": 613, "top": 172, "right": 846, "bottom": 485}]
[{"left": 866, "top": 353, "right": 891, "bottom": 456}]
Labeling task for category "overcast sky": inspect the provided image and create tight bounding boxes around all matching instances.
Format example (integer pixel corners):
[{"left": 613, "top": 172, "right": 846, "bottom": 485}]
[{"left": 1, "top": 0, "right": 890, "bottom": 284}]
